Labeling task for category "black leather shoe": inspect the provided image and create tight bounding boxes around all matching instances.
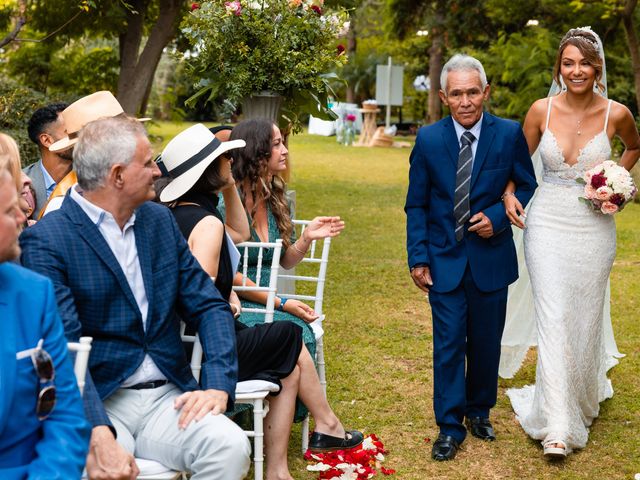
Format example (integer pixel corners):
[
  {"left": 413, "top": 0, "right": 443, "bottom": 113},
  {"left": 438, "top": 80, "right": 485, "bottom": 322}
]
[
  {"left": 466, "top": 417, "right": 496, "bottom": 441},
  {"left": 309, "top": 430, "right": 364, "bottom": 452},
  {"left": 431, "top": 433, "right": 460, "bottom": 461}
]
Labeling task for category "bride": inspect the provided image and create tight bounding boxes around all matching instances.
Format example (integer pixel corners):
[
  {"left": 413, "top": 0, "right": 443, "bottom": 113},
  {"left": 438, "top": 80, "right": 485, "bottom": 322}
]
[{"left": 501, "top": 27, "right": 640, "bottom": 458}]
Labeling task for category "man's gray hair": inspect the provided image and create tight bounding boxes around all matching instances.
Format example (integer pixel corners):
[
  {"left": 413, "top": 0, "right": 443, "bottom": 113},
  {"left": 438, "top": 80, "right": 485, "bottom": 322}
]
[
  {"left": 440, "top": 54, "right": 488, "bottom": 93},
  {"left": 74, "top": 116, "right": 147, "bottom": 191}
]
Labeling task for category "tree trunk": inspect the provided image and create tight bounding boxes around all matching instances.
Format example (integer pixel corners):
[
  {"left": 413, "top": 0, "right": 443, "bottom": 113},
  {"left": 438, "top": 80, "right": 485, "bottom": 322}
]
[
  {"left": 622, "top": 0, "right": 640, "bottom": 113},
  {"left": 116, "top": 0, "right": 183, "bottom": 115},
  {"left": 345, "top": 13, "right": 357, "bottom": 104},
  {"left": 427, "top": 4, "right": 445, "bottom": 124}
]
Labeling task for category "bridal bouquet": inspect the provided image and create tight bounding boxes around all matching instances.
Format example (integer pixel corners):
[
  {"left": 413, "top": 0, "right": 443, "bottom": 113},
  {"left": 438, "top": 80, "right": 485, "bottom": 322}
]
[{"left": 578, "top": 160, "right": 637, "bottom": 214}]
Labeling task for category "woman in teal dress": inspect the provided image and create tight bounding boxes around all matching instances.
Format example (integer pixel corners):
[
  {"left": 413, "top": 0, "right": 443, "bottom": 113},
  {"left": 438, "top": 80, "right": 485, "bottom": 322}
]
[{"left": 220, "top": 118, "right": 345, "bottom": 366}]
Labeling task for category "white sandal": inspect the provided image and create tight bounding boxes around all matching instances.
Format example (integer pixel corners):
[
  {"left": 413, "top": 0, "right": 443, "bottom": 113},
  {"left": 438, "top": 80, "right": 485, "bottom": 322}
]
[{"left": 543, "top": 440, "right": 567, "bottom": 459}]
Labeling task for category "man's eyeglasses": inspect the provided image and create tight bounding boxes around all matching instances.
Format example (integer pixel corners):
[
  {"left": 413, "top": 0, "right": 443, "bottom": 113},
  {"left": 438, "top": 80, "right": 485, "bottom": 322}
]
[{"left": 32, "top": 345, "right": 56, "bottom": 420}]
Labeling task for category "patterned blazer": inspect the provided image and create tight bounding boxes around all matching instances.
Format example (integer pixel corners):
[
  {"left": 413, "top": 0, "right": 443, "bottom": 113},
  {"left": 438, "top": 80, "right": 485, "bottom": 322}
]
[{"left": 20, "top": 193, "right": 238, "bottom": 428}]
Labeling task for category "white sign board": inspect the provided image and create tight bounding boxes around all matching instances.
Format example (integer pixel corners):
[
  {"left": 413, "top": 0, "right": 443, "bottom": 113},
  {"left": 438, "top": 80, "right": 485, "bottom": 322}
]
[{"left": 375, "top": 65, "right": 404, "bottom": 106}]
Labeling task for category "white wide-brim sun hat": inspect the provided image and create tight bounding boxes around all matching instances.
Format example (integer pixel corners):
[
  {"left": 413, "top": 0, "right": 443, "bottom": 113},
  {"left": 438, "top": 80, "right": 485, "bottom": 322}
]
[{"left": 158, "top": 123, "right": 245, "bottom": 203}]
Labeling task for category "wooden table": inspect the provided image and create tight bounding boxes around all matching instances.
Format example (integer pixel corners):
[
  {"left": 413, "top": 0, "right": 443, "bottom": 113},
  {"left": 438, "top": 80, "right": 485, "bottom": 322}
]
[{"left": 356, "top": 108, "right": 380, "bottom": 146}]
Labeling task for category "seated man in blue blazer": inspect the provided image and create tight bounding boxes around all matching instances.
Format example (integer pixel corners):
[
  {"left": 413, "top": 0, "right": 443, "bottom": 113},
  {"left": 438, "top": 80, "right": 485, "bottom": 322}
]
[
  {"left": 405, "top": 54, "right": 537, "bottom": 461},
  {"left": 21, "top": 117, "right": 251, "bottom": 479},
  {"left": 0, "top": 169, "right": 90, "bottom": 479}
]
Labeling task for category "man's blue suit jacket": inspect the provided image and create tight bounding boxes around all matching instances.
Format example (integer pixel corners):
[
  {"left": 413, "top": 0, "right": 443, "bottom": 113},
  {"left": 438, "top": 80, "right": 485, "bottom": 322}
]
[
  {"left": 405, "top": 113, "right": 537, "bottom": 293},
  {"left": 0, "top": 262, "right": 90, "bottom": 479},
  {"left": 20, "top": 194, "right": 238, "bottom": 428}
]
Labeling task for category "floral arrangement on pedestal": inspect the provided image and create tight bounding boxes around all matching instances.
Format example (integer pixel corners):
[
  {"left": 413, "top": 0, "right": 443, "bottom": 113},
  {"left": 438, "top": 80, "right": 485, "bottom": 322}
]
[
  {"left": 182, "top": 0, "right": 350, "bottom": 131},
  {"left": 336, "top": 113, "right": 356, "bottom": 146}
]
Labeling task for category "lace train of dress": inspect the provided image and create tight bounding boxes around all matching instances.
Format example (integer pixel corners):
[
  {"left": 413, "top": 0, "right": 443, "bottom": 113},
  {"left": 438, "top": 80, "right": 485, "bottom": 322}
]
[{"left": 506, "top": 98, "right": 616, "bottom": 452}]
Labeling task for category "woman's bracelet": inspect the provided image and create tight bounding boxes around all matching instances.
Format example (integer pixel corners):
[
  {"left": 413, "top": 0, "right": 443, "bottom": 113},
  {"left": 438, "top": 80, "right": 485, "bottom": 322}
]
[
  {"left": 277, "top": 297, "right": 288, "bottom": 311},
  {"left": 291, "top": 238, "right": 307, "bottom": 255},
  {"left": 501, "top": 192, "right": 516, "bottom": 202}
]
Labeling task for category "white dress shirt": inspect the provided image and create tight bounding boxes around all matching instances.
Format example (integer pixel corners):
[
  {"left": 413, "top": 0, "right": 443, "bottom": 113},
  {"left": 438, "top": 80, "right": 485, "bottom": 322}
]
[
  {"left": 452, "top": 113, "right": 483, "bottom": 165},
  {"left": 70, "top": 186, "right": 166, "bottom": 386}
]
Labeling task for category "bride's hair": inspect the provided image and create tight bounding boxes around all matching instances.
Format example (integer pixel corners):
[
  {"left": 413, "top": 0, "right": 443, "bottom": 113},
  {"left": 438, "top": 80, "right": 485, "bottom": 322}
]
[{"left": 553, "top": 28, "right": 605, "bottom": 93}]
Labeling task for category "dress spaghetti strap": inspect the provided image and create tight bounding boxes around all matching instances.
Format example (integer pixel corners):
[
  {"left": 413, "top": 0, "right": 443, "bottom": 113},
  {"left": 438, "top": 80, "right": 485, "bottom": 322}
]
[
  {"left": 545, "top": 97, "right": 553, "bottom": 130},
  {"left": 603, "top": 99, "right": 613, "bottom": 131}
]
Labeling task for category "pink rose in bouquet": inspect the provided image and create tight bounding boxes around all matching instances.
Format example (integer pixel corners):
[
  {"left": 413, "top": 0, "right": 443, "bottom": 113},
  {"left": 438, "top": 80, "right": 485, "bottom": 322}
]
[
  {"left": 601, "top": 201, "right": 619, "bottom": 214},
  {"left": 578, "top": 161, "right": 637, "bottom": 214},
  {"left": 345, "top": 113, "right": 356, "bottom": 122}
]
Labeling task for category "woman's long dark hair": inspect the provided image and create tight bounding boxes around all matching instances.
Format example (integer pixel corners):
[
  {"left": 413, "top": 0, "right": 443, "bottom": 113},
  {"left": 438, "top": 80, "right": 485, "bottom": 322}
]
[{"left": 229, "top": 118, "right": 293, "bottom": 248}]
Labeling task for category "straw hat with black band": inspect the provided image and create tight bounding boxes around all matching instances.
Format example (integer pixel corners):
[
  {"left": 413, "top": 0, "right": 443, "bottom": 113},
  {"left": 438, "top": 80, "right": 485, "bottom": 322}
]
[{"left": 158, "top": 123, "right": 245, "bottom": 203}]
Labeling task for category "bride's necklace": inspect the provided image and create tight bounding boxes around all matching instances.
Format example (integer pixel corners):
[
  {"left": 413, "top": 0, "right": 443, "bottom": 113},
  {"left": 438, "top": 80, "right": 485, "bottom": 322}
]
[{"left": 572, "top": 95, "right": 596, "bottom": 136}]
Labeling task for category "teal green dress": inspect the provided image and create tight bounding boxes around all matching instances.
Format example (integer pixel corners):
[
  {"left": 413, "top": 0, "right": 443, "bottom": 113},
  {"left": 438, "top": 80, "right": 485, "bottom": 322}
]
[{"left": 218, "top": 196, "right": 317, "bottom": 421}]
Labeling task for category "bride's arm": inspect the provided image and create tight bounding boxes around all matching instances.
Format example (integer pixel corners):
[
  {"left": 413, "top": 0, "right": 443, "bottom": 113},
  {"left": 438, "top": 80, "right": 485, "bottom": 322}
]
[
  {"left": 503, "top": 100, "right": 546, "bottom": 228},
  {"left": 611, "top": 102, "right": 640, "bottom": 171}
]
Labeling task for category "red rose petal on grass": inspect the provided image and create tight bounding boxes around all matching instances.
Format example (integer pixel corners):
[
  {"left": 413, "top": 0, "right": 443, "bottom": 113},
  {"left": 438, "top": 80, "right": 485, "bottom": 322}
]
[
  {"left": 423, "top": 437, "right": 431, "bottom": 443},
  {"left": 381, "top": 466, "right": 396, "bottom": 475}
]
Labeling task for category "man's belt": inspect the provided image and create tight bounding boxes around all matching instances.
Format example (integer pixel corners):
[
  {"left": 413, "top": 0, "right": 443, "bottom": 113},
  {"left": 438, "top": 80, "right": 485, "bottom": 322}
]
[{"left": 124, "top": 380, "right": 169, "bottom": 390}]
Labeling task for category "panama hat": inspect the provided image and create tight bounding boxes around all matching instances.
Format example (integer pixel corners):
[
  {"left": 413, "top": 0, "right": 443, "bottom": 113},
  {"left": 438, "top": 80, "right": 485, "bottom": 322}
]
[
  {"left": 49, "top": 91, "right": 150, "bottom": 153},
  {"left": 158, "top": 123, "right": 245, "bottom": 203}
]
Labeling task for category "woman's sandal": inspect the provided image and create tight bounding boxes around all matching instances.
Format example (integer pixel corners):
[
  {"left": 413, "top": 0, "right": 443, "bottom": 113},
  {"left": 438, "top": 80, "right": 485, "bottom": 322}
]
[{"left": 543, "top": 440, "right": 567, "bottom": 459}]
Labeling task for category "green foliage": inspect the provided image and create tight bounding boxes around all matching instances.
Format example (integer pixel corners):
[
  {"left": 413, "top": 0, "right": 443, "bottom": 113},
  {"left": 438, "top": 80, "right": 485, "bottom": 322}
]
[
  {"left": 182, "top": 0, "right": 349, "bottom": 131},
  {"left": 479, "top": 28, "right": 556, "bottom": 120},
  {"left": 0, "top": 75, "right": 48, "bottom": 165},
  {"left": 3, "top": 37, "right": 118, "bottom": 95}
]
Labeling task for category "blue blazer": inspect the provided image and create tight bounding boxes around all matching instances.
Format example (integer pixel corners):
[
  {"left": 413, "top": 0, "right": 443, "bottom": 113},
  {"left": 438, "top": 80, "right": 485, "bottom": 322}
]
[
  {"left": 405, "top": 113, "right": 537, "bottom": 293},
  {"left": 20, "top": 195, "right": 238, "bottom": 428},
  {"left": 0, "top": 263, "right": 90, "bottom": 479}
]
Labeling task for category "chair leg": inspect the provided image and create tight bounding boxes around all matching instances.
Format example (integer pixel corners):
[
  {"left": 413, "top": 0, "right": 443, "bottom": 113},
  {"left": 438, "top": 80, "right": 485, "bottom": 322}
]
[
  {"left": 316, "top": 336, "right": 326, "bottom": 396},
  {"left": 253, "top": 399, "right": 265, "bottom": 480},
  {"left": 301, "top": 416, "right": 310, "bottom": 454}
]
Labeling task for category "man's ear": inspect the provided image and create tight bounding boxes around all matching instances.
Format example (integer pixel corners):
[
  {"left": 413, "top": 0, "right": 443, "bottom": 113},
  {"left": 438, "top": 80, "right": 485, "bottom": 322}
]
[
  {"left": 39, "top": 132, "right": 53, "bottom": 148},
  {"left": 438, "top": 89, "right": 449, "bottom": 106},
  {"left": 110, "top": 164, "right": 125, "bottom": 188},
  {"left": 483, "top": 84, "right": 491, "bottom": 101}
]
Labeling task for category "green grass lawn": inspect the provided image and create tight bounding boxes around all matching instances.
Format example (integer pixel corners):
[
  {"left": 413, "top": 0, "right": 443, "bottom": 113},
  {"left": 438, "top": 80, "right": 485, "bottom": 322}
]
[{"left": 149, "top": 122, "right": 640, "bottom": 480}]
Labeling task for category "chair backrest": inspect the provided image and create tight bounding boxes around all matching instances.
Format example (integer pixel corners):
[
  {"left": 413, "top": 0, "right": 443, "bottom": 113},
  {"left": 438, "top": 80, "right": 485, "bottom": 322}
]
[
  {"left": 180, "top": 324, "right": 204, "bottom": 383},
  {"left": 67, "top": 337, "right": 93, "bottom": 396},
  {"left": 233, "top": 239, "right": 283, "bottom": 324},
  {"left": 277, "top": 220, "right": 331, "bottom": 319}
]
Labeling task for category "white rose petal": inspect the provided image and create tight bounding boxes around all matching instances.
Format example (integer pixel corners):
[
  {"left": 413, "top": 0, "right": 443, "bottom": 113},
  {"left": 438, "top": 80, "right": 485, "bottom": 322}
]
[{"left": 307, "top": 463, "right": 332, "bottom": 472}]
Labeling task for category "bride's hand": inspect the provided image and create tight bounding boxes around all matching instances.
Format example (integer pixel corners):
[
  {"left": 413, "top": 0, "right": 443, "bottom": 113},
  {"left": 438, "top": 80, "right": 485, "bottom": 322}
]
[{"left": 504, "top": 193, "right": 526, "bottom": 229}]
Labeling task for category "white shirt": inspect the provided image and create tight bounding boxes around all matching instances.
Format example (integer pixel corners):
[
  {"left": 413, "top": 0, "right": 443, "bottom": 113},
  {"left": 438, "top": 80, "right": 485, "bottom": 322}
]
[
  {"left": 70, "top": 186, "right": 166, "bottom": 386},
  {"left": 452, "top": 114, "right": 483, "bottom": 165}
]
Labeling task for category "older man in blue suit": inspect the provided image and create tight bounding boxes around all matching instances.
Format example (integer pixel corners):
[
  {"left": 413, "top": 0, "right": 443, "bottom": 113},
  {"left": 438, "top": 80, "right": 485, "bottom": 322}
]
[
  {"left": 405, "top": 54, "right": 537, "bottom": 461},
  {"left": 0, "top": 169, "right": 90, "bottom": 479},
  {"left": 21, "top": 117, "right": 250, "bottom": 479}
]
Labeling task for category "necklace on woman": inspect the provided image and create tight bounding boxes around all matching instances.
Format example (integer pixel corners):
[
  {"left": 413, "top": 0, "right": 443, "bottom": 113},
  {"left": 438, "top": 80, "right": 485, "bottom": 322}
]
[{"left": 573, "top": 94, "right": 596, "bottom": 136}]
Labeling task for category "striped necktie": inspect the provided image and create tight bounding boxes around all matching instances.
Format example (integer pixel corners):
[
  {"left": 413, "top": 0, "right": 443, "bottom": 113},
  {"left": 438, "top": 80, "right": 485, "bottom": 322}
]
[{"left": 454, "top": 131, "right": 476, "bottom": 242}]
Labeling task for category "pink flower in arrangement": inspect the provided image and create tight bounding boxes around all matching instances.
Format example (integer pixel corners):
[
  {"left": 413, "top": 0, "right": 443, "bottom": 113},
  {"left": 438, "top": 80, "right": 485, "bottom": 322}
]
[
  {"left": 310, "top": 4, "right": 322, "bottom": 14},
  {"left": 346, "top": 113, "right": 356, "bottom": 122},
  {"left": 190, "top": 2, "right": 200, "bottom": 11},
  {"left": 595, "top": 186, "right": 613, "bottom": 201},
  {"left": 601, "top": 201, "right": 619, "bottom": 214},
  {"left": 225, "top": 1, "right": 242, "bottom": 15},
  {"left": 584, "top": 184, "right": 597, "bottom": 199}
]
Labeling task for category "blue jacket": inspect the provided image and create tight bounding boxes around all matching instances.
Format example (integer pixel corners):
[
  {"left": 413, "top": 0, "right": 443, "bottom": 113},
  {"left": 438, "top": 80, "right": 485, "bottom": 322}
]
[
  {"left": 0, "top": 263, "right": 90, "bottom": 479},
  {"left": 405, "top": 113, "right": 537, "bottom": 293},
  {"left": 20, "top": 195, "right": 238, "bottom": 428}
]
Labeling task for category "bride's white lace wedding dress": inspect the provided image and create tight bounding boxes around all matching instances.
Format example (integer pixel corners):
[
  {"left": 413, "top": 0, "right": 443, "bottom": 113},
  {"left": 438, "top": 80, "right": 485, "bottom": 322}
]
[{"left": 507, "top": 97, "right": 616, "bottom": 452}]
